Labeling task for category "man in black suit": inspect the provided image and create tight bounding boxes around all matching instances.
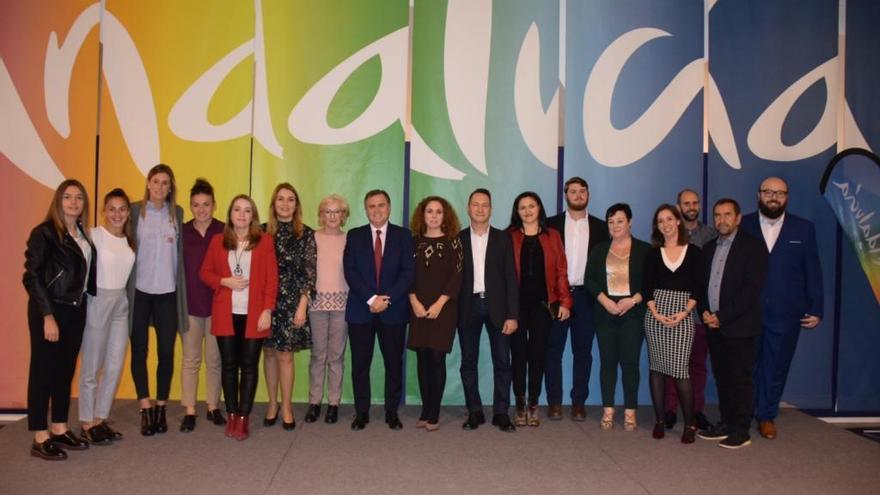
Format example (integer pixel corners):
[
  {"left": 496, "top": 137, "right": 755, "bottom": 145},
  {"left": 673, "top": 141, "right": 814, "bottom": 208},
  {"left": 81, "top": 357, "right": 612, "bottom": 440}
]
[
  {"left": 458, "top": 189, "right": 519, "bottom": 432},
  {"left": 698, "top": 198, "right": 767, "bottom": 449},
  {"left": 544, "top": 177, "right": 609, "bottom": 420},
  {"left": 343, "top": 190, "right": 414, "bottom": 431}
]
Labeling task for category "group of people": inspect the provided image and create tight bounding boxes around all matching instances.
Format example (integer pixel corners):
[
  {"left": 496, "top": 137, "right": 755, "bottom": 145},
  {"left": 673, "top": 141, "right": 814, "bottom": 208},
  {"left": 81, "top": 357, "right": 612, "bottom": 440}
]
[{"left": 22, "top": 164, "right": 823, "bottom": 460}]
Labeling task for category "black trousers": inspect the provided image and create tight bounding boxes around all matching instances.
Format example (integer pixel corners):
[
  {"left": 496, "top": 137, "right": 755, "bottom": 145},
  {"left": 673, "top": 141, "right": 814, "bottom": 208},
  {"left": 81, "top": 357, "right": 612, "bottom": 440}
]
[
  {"left": 458, "top": 294, "right": 512, "bottom": 414},
  {"left": 511, "top": 300, "right": 553, "bottom": 402},
  {"left": 706, "top": 331, "right": 757, "bottom": 436},
  {"left": 27, "top": 300, "right": 87, "bottom": 431},
  {"left": 415, "top": 348, "right": 446, "bottom": 423},
  {"left": 217, "top": 314, "right": 263, "bottom": 416},
  {"left": 348, "top": 318, "right": 406, "bottom": 415},
  {"left": 130, "top": 290, "right": 178, "bottom": 401}
]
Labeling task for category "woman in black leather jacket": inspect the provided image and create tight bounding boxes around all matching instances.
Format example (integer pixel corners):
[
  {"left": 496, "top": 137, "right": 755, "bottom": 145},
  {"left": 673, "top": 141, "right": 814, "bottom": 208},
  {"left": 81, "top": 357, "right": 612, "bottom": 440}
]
[{"left": 22, "top": 179, "right": 96, "bottom": 461}]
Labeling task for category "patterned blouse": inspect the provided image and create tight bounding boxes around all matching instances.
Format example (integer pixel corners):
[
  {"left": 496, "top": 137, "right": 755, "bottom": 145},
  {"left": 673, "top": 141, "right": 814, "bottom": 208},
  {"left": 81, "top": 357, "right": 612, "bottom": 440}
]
[
  {"left": 265, "top": 222, "right": 316, "bottom": 352},
  {"left": 310, "top": 230, "right": 348, "bottom": 311}
]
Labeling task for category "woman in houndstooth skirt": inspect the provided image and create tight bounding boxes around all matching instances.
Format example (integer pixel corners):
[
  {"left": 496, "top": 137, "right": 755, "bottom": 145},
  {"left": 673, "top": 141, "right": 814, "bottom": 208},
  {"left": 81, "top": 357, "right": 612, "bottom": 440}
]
[{"left": 643, "top": 204, "right": 704, "bottom": 444}]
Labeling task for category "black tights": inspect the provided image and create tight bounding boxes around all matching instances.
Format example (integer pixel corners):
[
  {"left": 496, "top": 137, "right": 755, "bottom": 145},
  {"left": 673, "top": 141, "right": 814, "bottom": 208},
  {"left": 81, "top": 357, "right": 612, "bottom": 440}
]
[
  {"left": 650, "top": 371, "right": 694, "bottom": 426},
  {"left": 416, "top": 348, "right": 446, "bottom": 424},
  {"left": 217, "top": 314, "right": 263, "bottom": 416},
  {"left": 511, "top": 301, "right": 552, "bottom": 404}
]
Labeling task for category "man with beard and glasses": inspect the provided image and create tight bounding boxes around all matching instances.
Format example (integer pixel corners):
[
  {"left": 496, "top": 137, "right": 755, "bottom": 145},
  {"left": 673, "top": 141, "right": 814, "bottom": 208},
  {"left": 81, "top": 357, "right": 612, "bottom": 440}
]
[
  {"left": 662, "top": 189, "right": 717, "bottom": 432},
  {"left": 544, "top": 177, "right": 609, "bottom": 421},
  {"left": 741, "top": 177, "right": 823, "bottom": 440}
]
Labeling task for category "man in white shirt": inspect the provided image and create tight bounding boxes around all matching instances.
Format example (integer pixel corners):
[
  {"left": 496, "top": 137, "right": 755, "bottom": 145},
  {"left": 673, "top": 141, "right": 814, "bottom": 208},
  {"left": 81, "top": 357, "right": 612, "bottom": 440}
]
[
  {"left": 544, "top": 178, "right": 609, "bottom": 421},
  {"left": 457, "top": 189, "right": 519, "bottom": 432}
]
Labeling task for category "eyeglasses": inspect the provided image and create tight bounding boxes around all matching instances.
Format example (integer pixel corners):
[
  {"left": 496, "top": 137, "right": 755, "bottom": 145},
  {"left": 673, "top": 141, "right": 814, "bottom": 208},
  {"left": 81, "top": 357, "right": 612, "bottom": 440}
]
[
  {"left": 322, "top": 209, "right": 342, "bottom": 216},
  {"left": 759, "top": 189, "right": 788, "bottom": 199}
]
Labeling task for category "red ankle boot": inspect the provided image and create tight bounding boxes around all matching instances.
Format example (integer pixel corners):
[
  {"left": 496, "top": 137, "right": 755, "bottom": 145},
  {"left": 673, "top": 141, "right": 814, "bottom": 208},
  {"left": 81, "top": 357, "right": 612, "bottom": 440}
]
[
  {"left": 225, "top": 413, "right": 238, "bottom": 438},
  {"left": 236, "top": 415, "right": 250, "bottom": 441}
]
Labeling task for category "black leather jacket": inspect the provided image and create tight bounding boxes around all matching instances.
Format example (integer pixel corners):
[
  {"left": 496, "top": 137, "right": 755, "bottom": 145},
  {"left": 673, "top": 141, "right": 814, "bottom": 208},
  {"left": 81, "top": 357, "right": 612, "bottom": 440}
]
[{"left": 22, "top": 220, "right": 97, "bottom": 316}]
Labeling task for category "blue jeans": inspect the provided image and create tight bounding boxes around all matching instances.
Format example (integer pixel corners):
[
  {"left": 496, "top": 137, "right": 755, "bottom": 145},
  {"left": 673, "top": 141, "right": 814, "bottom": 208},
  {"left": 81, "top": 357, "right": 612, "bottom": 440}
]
[
  {"left": 545, "top": 287, "right": 595, "bottom": 406},
  {"left": 458, "top": 295, "right": 512, "bottom": 415}
]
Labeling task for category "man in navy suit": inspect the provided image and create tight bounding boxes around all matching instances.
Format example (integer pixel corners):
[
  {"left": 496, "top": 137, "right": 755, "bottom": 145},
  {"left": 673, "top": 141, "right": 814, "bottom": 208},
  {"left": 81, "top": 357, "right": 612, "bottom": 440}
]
[
  {"left": 741, "top": 177, "right": 823, "bottom": 440},
  {"left": 544, "top": 177, "right": 608, "bottom": 421},
  {"left": 343, "top": 190, "right": 414, "bottom": 430}
]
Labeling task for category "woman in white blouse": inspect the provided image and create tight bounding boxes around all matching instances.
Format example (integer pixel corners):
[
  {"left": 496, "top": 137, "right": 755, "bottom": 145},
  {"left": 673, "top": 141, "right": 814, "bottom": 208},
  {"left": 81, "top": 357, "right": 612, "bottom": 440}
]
[{"left": 78, "top": 189, "right": 136, "bottom": 444}]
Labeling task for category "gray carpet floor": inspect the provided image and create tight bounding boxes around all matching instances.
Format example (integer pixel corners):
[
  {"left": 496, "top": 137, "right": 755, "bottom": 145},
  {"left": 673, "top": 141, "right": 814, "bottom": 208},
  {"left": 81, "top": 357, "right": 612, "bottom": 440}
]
[{"left": 1, "top": 401, "right": 878, "bottom": 494}]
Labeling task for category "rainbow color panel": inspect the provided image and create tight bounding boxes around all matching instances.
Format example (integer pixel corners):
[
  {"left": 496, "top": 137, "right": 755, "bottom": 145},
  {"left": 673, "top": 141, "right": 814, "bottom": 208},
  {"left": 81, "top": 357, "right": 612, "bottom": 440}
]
[{"left": 1, "top": 0, "right": 101, "bottom": 409}]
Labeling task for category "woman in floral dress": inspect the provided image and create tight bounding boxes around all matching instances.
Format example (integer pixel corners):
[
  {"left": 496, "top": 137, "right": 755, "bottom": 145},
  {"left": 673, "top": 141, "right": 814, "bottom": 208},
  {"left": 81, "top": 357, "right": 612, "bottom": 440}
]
[{"left": 261, "top": 183, "right": 316, "bottom": 430}]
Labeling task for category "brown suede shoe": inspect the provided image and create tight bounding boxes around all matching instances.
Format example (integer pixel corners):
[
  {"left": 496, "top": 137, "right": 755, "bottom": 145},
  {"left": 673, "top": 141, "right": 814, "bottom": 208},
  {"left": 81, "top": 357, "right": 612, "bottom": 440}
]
[
  {"left": 571, "top": 405, "right": 587, "bottom": 422},
  {"left": 758, "top": 420, "right": 777, "bottom": 439},
  {"left": 548, "top": 404, "right": 563, "bottom": 421}
]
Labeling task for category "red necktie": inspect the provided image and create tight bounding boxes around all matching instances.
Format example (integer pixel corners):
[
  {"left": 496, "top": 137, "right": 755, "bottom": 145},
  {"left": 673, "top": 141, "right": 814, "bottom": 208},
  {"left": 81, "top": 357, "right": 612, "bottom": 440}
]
[{"left": 374, "top": 229, "right": 383, "bottom": 287}]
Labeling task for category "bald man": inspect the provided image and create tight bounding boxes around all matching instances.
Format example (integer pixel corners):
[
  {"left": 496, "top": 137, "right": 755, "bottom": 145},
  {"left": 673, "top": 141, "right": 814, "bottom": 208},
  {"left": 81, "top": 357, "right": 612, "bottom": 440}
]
[{"left": 741, "top": 177, "right": 823, "bottom": 440}]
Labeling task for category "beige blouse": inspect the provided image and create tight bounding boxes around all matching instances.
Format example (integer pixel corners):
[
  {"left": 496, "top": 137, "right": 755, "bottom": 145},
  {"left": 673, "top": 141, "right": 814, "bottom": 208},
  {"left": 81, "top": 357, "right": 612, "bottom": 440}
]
[{"left": 606, "top": 248, "right": 631, "bottom": 296}]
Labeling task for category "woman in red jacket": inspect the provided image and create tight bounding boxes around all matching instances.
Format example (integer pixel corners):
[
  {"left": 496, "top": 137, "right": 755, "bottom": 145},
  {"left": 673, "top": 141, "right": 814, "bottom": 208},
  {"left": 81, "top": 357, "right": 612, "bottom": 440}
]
[
  {"left": 200, "top": 195, "right": 278, "bottom": 440},
  {"left": 507, "top": 192, "right": 572, "bottom": 427}
]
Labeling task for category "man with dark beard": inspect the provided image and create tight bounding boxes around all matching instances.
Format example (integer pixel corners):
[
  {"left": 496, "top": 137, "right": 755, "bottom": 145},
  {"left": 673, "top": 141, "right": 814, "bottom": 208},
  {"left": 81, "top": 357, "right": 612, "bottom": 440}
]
[
  {"left": 662, "top": 189, "right": 716, "bottom": 431},
  {"left": 741, "top": 177, "right": 823, "bottom": 440},
  {"left": 545, "top": 177, "right": 608, "bottom": 420}
]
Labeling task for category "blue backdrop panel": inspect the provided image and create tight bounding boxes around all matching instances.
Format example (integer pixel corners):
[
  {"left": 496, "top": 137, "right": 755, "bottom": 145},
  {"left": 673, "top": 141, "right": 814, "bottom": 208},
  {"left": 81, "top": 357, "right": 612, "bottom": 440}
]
[
  {"left": 565, "top": 0, "right": 703, "bottom": 405},
  {"left": 707, "top": 0, "right": 838, "bottom": 409},
  {"left": 839, "top": 0, "right": 880, "bottom": 412}
]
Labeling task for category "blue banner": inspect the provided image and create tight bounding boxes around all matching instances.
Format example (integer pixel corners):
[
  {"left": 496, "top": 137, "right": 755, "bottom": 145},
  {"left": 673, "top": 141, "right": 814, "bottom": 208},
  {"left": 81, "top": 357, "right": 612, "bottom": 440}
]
[
  {"left": 565, "top": 0, "right": 703, "bottom": 404},
  {"left": 707, "top": 0, "right": 838, "bottom": 409},
  {"left": 821, "top": 149, "right": 880, "bottom": 304},
  {"left": 837, "top": 0, "right": 880, "bottom": 412}
]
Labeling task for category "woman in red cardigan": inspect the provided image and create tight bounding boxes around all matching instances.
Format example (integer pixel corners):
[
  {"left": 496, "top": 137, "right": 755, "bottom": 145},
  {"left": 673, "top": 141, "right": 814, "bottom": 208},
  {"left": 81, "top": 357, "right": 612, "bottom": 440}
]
[
  {"left": 507, "top": 192, "right": 572, "bottom": 427},
  {"left": 200, "top": 195, "right": 278, "bottom": 440}
]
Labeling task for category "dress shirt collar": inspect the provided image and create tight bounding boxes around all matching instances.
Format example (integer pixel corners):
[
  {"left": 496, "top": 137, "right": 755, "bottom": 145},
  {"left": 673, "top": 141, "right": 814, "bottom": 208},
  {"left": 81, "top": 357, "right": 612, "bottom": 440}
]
[
  {"left": 717, "top": 229, "right": 737, "bottom": 246},
  {"left": 565, "top": 209, "right": 589, "bottom": 222},
  {"left": 759, "top": 211, "right": 785, "bottom": 227}
]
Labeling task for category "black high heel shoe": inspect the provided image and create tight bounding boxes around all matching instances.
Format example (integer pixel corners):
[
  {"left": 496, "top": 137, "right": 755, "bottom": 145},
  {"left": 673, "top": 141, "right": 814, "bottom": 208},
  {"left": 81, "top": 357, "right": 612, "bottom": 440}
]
[
  {"left": 282, "top": 410, "right": 296, "bottom": 431},
  {"left": 140, "top": 407, "right": 156, "bottom": 436},
  {"left": 263, "top": 404, "right": 278, "bottom": 427}
]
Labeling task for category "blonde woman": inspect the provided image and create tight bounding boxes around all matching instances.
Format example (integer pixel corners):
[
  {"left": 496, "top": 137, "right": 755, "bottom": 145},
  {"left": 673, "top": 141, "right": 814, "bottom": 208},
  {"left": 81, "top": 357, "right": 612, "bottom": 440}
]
[
  {"left": 128, "top": 163, "right": 189, "bottom": 436},
  {"left": 304, "top": 194, "right": 350, "bottom": 424},
  {"left": 200, "top": 195, "right": 278, "bottom": 440},
  {"left": 262, "top": 183, "right": 316, "bottom": 430},
  {"left": 23, "top": 179, "right": 96, "bottom": 460}
]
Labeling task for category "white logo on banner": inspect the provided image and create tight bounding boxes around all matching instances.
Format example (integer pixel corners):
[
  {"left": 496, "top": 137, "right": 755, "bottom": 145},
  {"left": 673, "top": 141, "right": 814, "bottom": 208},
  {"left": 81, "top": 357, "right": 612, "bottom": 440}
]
[
  {"left": 168, "top": 0, "right": 281, "bottom": 156},
  {"left": 1, "top": 1, "right": 874, "bottom": 188}
]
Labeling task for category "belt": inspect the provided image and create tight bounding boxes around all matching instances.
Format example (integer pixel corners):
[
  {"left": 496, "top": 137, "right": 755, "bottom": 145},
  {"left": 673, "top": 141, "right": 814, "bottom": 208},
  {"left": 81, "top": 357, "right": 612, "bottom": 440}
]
[
  {"left": 473, "top": 292, "right": 486, "bottom": 299},
  {"left": 570, "top": 285, "right": 584, "bottom": 292}
]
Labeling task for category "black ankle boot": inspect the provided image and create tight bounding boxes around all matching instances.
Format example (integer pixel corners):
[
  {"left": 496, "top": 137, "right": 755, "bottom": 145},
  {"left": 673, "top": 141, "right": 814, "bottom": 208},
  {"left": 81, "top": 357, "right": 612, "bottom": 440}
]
[
  {"left": 140, "top": 408, "right": 156, "bottom": 436},
  {"left": 154, "top": 405, "right": 168, "bottom": 434}
]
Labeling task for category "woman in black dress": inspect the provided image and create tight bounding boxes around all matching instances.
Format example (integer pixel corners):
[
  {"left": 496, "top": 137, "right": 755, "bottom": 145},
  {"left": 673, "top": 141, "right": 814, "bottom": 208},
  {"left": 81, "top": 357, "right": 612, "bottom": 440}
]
[
  {"left": 408, "top": 196, "right": 463, "bottom": 431},
  {"left": 643, "top": 204, "right": 704, "bottom": 443}
]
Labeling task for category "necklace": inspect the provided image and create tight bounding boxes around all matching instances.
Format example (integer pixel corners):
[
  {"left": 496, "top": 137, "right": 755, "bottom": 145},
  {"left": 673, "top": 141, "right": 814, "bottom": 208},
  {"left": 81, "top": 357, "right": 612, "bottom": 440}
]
[{"left": 232, "top": 240, "right": 247, "bottom": 276}]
